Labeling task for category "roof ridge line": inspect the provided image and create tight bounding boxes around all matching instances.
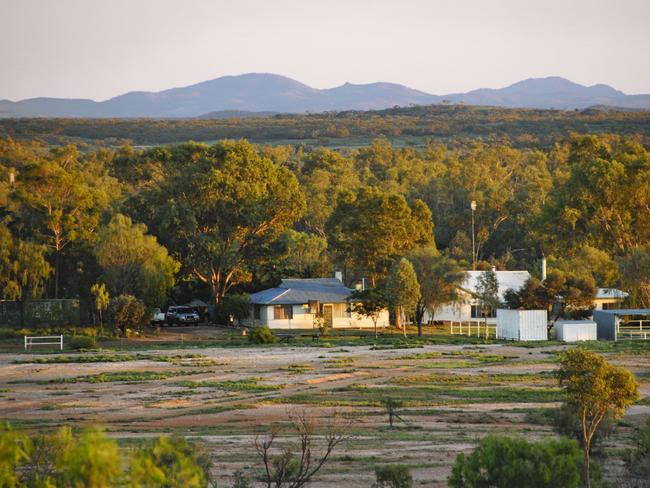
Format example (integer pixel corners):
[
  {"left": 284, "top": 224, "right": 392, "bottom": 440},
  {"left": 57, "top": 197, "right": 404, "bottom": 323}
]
[{"left": 270, "top": 288, "right": 291, "bottom": 302}]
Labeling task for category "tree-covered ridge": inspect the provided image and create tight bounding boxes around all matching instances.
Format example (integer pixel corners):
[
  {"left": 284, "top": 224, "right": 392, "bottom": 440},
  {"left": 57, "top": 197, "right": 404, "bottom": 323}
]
[
  {"left": 1, "top": 104, "right": 650, "bottom": 147},
  {"left": 1, "top": 132, "right": 649, "bottom": 312}
]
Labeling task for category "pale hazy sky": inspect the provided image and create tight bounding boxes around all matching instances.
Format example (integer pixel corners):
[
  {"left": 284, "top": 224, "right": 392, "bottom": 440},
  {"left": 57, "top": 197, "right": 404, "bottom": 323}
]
[{"left": 1, "top": 0, "right": 649, "bottom": 101}]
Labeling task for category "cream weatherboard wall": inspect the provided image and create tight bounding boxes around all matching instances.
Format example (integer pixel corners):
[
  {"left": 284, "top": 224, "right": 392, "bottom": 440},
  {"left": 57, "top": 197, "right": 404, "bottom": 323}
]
[{"left": 244, "top": 304, "right": 389, "bottom": 330}]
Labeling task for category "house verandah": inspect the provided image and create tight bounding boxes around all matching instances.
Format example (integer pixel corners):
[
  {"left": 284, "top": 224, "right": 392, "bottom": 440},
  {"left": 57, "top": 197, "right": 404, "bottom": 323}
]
[{"left": 243, "top": 278, "right": 389, "bottom": 330}]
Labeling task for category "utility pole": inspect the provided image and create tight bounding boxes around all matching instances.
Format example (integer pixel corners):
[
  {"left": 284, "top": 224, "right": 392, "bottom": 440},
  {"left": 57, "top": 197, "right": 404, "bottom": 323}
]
[{"left": 470, "top": 200, "right": 477, "bottom": 270}]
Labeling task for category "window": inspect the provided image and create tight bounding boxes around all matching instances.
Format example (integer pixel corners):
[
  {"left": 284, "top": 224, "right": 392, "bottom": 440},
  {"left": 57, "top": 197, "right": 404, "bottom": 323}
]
[
  {"left": 274, "top": 305, "right": 293, "bottom": 320},
  {"left": 471, "top": 305, "right": 496, "bottom": 319},
  {"left": 332, "top": 303, "right": 349, "bottom": 318},
  {"left": 253, "top": 305, "right": 261, "bottom": 320}
]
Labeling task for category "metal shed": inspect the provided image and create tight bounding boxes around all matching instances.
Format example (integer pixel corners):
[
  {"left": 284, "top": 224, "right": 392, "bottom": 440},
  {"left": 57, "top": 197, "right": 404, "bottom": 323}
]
[
  {"left": 555, "top": 320, "right": 597, "bottom": 342},
  {"left": 593, "top": 309, "right": 650, "bottom": 340},
  {"left": 496, "top": 309, "right": 548, "bottom": 341}
]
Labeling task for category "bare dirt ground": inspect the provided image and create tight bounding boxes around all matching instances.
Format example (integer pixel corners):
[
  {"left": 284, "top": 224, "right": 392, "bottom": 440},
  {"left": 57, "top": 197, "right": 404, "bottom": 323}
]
[{"left": 1, "top": 331, "right": 649, "bottom": 487}]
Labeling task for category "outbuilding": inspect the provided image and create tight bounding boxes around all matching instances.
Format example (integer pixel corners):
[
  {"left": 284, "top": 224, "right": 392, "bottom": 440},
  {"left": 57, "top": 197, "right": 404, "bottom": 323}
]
[
  {"left": 555, "top": 320, "right": 597, "bottom": 342},
  {"left": 496, "top": 309, "right": 548, "bottom": 341},
  {"left": 593, "top": 309, "right": 650, "bottom": 340}
]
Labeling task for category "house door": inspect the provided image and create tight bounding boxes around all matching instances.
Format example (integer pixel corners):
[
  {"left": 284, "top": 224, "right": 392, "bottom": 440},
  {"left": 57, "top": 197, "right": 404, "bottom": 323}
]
[{"left": 323, "top": 305, "right": 333, "bottom": 329}]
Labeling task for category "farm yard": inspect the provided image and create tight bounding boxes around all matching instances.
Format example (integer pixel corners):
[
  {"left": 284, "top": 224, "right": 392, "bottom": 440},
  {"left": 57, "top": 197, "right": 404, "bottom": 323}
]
[{"left": 1, "top": 327, "right": 649, "bottom": 487}]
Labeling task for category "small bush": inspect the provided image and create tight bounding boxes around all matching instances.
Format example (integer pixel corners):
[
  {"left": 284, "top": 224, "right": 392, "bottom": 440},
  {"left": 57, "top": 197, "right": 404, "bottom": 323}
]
[
  {"left": 448, "top": 435, "right": 582, "bottom": 488},
  {"left": 107, "top": 295, "right": 146, "bottom": 336},
  {"left": 249, "top": 326, "right": 277, "bottom": 344},
  {"left": 0, "top": 328, "right": 20, "bottom": 340},
  {"left": 219, "top": 293, "right": 250, "bottom": 326},
  {"left": 69, "top": 335, "right": 96, "bottom": 350},
  {"left": 374, "top": 464, "right": 413, "bottom": 488},
  {"left": 130, "top": 436, "right": 208, "bottom": 487}
]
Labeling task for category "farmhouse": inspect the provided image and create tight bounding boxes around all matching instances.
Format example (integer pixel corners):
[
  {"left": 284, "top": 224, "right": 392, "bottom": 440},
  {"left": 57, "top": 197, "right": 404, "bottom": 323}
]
[
  {"left": 428, "top": 270, "right": 531, "bottom": 325},
  {"left": 244, "top": 278, "right": 389, "bottom": 330},
  {"left": 593, "top": 288, "right": 628, "bottom": 310}
]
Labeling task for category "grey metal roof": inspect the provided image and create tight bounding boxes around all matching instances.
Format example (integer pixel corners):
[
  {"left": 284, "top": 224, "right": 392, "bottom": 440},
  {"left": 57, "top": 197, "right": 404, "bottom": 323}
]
[
  {"left": 460, "top": 270, "right": 531, "bottom": 301},
  {"left": 595, "top": 288, "right": 629, "bottom": 300},
  {"left": 250, "top": 278, "right": 353, "bottom": 305}
]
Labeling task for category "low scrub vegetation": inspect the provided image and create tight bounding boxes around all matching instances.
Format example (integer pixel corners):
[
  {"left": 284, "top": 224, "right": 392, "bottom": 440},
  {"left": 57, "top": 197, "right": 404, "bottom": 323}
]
[{"left": 448, "top": 435, "right": 583, "bottom": 487}]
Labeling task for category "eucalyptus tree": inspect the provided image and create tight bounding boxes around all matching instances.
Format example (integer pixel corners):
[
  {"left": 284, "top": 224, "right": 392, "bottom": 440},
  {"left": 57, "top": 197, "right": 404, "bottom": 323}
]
[
  {"left": 385, "top": 258, "right": 421, "bottom": 335},
  {"left": 142, "top": 141, "right": 305, "bottom": 305},
  {"left": 407, "top": 247, "right": 467, "bottom": 336},
  {"left": 327, "top": 187, "right": 434, "bottom": 285}
]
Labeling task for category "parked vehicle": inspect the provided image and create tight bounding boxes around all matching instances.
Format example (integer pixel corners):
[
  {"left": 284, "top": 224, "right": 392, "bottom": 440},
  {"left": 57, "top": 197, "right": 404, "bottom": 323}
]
[
  {"left": 165, "top": 306, "right": 200, "bottom": 326},
  {"left": 151, "top": 308, "right": 166, "bottom": 326}
]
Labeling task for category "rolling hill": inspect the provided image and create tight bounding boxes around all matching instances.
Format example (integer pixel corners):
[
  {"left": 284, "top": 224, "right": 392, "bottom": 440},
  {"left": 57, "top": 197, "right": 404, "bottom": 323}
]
[{"left": 1, "top": 73, "right": 649, "bottom": 118}]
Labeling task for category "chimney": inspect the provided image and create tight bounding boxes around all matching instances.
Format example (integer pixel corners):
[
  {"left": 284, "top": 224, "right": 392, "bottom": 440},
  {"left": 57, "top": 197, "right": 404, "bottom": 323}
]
[
  {"left": 334, "top": 271, "right": 343, "bottom": 282},
  {"left": 541, "top": 257, "right": 547, "bottom": 281}
]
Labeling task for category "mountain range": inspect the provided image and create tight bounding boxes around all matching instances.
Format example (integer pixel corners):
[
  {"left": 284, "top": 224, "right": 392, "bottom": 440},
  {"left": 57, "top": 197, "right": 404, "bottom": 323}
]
[{"left": 1, "top": 73, "right": 649, "bottom": 118}]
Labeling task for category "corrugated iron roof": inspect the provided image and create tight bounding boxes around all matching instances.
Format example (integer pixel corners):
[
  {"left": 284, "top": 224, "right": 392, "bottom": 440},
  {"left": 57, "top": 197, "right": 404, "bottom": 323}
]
[
  {"left": 595, "top": 288, "right": 628, "bottom": 300},
  {"left": 250, "top": 278, "right": 353, "bottom": 305},
  {"left": 460, "top": 270, "right": 531, "bottom": 301}
]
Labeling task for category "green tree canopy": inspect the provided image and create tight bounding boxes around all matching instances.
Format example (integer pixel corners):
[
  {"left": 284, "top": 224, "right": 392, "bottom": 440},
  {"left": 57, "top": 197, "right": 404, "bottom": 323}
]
[
  {"left": 349, "top": 287, "right": 388, "bottom": 338},
  {"left": 539, "top": 134, "right": 650, "bottom": 255},
  {"left": 407, "top": 248, "right": 466, "bottom": 336},
  {"left": 141, "top": 141, "right": 305, "bottom": 304},
  {"left": 558, "top": 348, "right": 639, "bottom": 487},
  {"left": 505, "top": 269, "right": 596, "bottom": 320},
  {"left": 618, "top": 246, "right": 650, "bottom": 307},
  {"left": 475, "top": 269, "right": 500, "bottom": 318},
  {"left": 10, "top": 144, "right": 118, "bottom": 297},
  {"left": 95, "top": 214, "right": 179, "bottom": 307},
  {"left": 385, "top": 258, "right": 421, "bottom": 335},
  {"left": 327, "top": 187, "right": 434, "bottom": 285},
  {"left": 0, "top": 224, "right": 51, "bottom": 300}
]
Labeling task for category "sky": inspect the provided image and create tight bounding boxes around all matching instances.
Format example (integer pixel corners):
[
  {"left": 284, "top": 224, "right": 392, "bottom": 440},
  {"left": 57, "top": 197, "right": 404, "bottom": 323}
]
[{"left": 1, "top": 0, "right": 649, "bottom": 101}]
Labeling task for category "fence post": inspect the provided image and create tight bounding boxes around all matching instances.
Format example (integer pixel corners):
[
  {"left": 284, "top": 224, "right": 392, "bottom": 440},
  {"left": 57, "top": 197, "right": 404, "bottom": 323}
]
[
  {"left": 24, "top": 335, "right": 27, "bottom": 352},
  {"left": 60, "top": 334, "right": 63, "bottom": 351}
]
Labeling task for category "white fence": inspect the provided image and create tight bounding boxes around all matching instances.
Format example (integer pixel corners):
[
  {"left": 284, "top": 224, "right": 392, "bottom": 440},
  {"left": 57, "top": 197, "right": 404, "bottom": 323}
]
[
  {"left": 617, "top": 318, "right": 650, "bottom": 340},
  {"left": 24, "top": 335, "right": 63, "bottom": 351},
  {"left": 449, "top": 320, "right": 496, "bottom": 339}
]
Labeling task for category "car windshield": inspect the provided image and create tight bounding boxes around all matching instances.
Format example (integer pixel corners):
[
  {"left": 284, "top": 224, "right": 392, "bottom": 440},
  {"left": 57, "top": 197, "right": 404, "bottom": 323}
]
[{"left": 174, "top": 307, "right": 194, "bottom": 313}]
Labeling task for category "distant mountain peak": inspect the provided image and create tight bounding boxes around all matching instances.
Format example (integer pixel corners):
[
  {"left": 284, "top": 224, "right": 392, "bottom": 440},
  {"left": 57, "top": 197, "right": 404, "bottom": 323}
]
[{"left": 1, "top": 73, "right": 648, "bottom": 118}]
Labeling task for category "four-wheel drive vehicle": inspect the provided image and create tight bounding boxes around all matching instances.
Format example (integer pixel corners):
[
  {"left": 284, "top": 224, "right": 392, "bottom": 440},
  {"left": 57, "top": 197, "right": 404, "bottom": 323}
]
[{"left": 165, "top": 306, "right": 200, "bottom": 326}]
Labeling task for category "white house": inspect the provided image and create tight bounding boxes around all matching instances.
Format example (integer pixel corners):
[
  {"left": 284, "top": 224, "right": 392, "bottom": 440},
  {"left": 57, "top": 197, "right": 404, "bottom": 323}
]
[
  {"left": 426, "top": 270, "right": 531, "bottom": 325},
  {"left": 593, "top": 288, "right": 628, "bottom": 311},
  {"left": 244, "top": 278, "right": 389, "bottom": 330}
]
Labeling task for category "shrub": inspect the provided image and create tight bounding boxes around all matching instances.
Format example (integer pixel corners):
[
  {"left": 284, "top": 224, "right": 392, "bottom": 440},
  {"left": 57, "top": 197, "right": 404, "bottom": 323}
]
[
  {"left": 249, "top": 326, "right": 277, "bottom": 344},
  {"left": 0, "top": 328, "right": 21, "bottom": 340},
  {"left": 374, "top": 464, "right": 413, "bottom": 488},
  {"left": 219, "top": 293, "right": 250, "bottom": 326},
  {"left": 60, "top": 427, "right": 122, "bottom": 488},
  {"left": 69, "top": 335, "right": 97, "bottom": 350},
  {"left": 130, "top": 436, "right": 208, "bottom": 488},
  {"left": 448, "top": 435, "right": 582, "bottom": 488},
  {"left": 231, "top": 469, "right": 252, "bottom": 488},
  {"left": 0, "top": 422, "right": 32, "bottom": 487},
  {"left": 107, "top": 295, "right": 147, "bottom": 336}
]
